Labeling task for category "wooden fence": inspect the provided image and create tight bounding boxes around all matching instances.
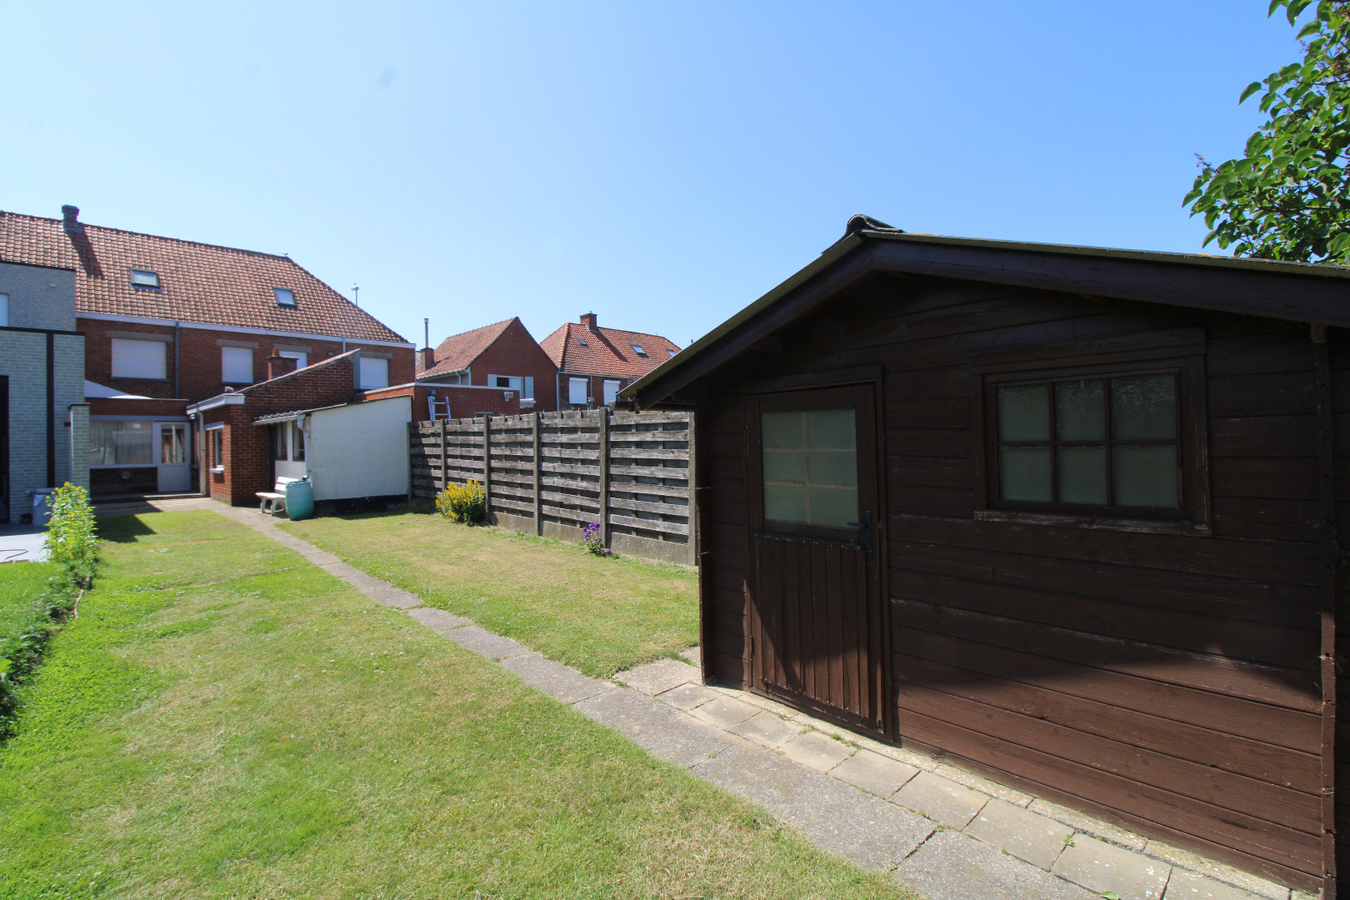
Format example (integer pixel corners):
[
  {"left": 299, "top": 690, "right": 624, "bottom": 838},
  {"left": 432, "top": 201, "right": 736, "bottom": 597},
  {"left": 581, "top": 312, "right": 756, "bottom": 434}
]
[{"left": 410, "top": 409, "right": 695, "bottom": 565}]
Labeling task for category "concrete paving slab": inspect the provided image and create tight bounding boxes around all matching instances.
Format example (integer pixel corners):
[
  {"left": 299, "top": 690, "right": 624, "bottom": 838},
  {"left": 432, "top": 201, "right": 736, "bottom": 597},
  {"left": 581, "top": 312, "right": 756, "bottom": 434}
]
[
  {"left": 656, "top": 682, "right": 721, "bottom": 710},
  {"left": 831, "top": 749, "right": 919, "bottom": 798},
  {"left": 501, "top": 653, "right": 614, "bottom": 704},
  {"left": 1164, "top": 869, "right": 1269, "bottom": 900},
  {"left": 692, "top": 743, "right": 935, "bottom": 871},
  {"left": 689, "top": 695, "right": 759, "bottom": 729},
  {"left": 362, "top": 586, "right": 421, "bottom": 609},
  {"left": 574, "top": 688, "right": 736, "bottom": 767},
  {"left": 779, "top": 731, "right": 853, "bottom": 773},
  {"left": 1029, "top": 799, "right": 1148, "bottom": 852},
  {"left": 893, "top": 771, "right": 990, "bottom": 830},
  {"left": 896, "top": 828, "right": 1099, "bottom": 900},
  {"left": 404, "top": 607, "right": 471, "bottom": 633},
  {"left": 614, "top": 658, "right": 699, "bottom": 695},
  {"left": 966, "top": 799, "right": 1073, "bottom": 871},
  {"left": 1053, "top": 836, "right": 1171, "bottom": 900},
  {"left": 729, "top": 711, "right": 805, "bottom": 748},
  {"left": 444, "top": 626, "right": 530, "bottom": 660},
  {"left": 935, "top": 762, "right": 1035, "bottom": 808},
  {"left": 1143, "top": 842, "right": 1289, "bottom": 900}
]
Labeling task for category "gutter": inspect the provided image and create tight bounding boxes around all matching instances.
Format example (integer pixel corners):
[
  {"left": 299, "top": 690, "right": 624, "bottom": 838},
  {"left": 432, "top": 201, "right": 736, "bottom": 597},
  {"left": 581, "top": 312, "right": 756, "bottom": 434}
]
[{"left": 186, "top": 393, "right": 246, "bottom": 415}]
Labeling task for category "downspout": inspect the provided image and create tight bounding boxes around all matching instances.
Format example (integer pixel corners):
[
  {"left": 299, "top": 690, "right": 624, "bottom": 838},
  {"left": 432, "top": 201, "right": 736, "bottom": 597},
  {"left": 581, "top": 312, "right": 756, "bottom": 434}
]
[
  {"left": 174, "top": 320, "right": 181, "bottom": 399},
  {"left": 46, "top": 332, "right": 55, "bottom": 487},
  {"left": 1313, "top": 321, "right": 1339, "bottom": 900},
  {"left": 555, "top": 369, "right": 561, "bottom": 412}
]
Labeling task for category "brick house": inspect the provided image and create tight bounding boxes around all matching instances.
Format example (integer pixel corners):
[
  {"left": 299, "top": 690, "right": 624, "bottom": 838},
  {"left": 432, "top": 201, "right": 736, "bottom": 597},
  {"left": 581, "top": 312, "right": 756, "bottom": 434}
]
[
  {"left": 0, "top": 205, "right": 414, "bottom": 499},
  {"left": 417, "top": 317, "right": 559, "bottom": 412},
  {"left": 0, "top": 260, "right": 87, "bottom": 523},
  {"left": 539, "top": 313, "right": 679, "bottom": 409}
]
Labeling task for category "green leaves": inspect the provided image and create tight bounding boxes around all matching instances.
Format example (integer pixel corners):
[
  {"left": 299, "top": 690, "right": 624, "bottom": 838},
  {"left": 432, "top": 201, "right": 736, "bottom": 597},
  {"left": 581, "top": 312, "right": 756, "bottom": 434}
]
[{"left": 1186, "top": 1, "right": 1350, "bottom": 265}]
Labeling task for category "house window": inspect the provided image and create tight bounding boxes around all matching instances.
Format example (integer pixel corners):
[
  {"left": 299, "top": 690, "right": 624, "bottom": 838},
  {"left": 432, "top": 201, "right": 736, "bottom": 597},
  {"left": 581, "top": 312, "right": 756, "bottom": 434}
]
[
  {"left": 578, "top": 337, "right": 588, "bottom": 347},
  {"left": 111, "top": 338, "right": 167, "bottom": 380},
  {"left": 0, "top": 294, "right": 8, "bottom": 327},
  {"left": 272, "top": 423, "right": 289, "bottom": 461},
  {"left": 631, "top": 344, "right": 647, "bottom": 357},
  {"left": 274, "top": 288, "right": 296, "bottom": 307},
  {"left": 568, "top": 377, "right": 588, "bottom": 405},
  {"left": 488, "top": 375, "right": 533, "bottom": 398},
  {"left": 129, "top": 269, "right": 160, "bottom": 288},
  {"left": 221, "top": 346, "right": 253, "bottom": 384},
  {"left": 89, "top": 421, "right": 154, "bottom": 466},
  {"left": 209, "top": 428, "right": 224, "bottom": 471},
  {"left": 360, "top": 357, "right": 389, "bottom": 389},
  {"left": 603, "top": 380, "right": 621, "bottom": 405},
  {"left": 292, "top": 422, "right": 305, "bottom": 462}
]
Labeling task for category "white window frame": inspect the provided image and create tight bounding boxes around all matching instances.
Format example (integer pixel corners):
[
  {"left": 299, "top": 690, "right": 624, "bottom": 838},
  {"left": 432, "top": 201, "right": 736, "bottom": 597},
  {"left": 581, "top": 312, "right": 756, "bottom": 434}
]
[
  {"left": 207, "top": 424, "right": 225, "bottom": 472},
  {"left": 111, "top": 338, "right": 168, "bottom": 380},
  {"left": 568, "top": 377, "right": 589, "bottom": 405},
  {"left": 221, "top": 346, "right": 253, "bottom": 384}
]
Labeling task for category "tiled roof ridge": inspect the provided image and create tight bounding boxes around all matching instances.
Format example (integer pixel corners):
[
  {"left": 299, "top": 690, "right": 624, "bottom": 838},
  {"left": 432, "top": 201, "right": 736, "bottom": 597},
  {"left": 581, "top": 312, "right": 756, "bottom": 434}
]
[
  {"left": 0, "top": 209, "right": 292, "bottom": 262},
  {"left": 435, "top": 316, "right": 517, "bottom": 347}
]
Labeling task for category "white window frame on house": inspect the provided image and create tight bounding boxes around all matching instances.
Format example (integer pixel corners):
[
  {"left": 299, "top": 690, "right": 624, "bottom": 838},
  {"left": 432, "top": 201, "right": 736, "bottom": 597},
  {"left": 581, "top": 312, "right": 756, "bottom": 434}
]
[
  {"left": 89, "top": 420, "right": 155, "bottom": 467},
  {"left": 207, "top": 423, "right": 225, "bottom": 473},
  {"left": 603, "top": 379, "right": 621, "bottom": 405},
  {"left": 488, "top": 375, "right": 534, "bottom": 399},
  {"left": 568, "top": 377, "right": 589, "bottom": 405},
  {"left": 111, "top": 338, "right": 168, "bottom": 380},
  {"left": 221, "top": 346, "right": 253, "bottom": 384}
]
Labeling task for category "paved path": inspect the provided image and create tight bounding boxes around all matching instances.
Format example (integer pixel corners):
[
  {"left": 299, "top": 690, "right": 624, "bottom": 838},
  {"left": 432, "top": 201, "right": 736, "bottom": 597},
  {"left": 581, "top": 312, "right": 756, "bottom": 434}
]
[{"left": 130, "top": 501, "right": 1308, "bottom": 900}]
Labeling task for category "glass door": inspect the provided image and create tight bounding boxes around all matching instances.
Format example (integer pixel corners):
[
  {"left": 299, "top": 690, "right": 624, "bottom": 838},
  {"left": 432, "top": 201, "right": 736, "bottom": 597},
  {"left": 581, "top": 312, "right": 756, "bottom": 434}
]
[{"left": 156, "top": 423, "right": 191, "bottom": 492}]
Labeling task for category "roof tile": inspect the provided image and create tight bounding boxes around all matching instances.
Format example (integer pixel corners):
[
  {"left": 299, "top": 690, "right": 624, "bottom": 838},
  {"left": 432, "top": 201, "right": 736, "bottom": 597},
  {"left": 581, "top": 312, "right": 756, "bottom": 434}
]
[{"left": 539, "top": 319, "right": 679, "bottom": 379}]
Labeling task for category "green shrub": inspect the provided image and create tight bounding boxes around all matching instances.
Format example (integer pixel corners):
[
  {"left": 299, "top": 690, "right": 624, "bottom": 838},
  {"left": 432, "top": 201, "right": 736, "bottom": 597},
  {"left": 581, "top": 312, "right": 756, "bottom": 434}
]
[
  {"left": 0, "top": 564, "right": 71, "bottom": 741},
  {"left": 44, "top": 483, "right": 97, "bottom": 589},
  {"left": 435, "top": 479, "right": 487, "bottom": 525}
]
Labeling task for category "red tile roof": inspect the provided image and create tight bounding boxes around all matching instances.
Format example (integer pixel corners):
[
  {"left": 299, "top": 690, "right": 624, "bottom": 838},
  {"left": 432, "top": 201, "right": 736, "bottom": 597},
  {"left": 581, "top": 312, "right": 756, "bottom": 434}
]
[
  {"left": 540, "top": 317, "right": 680, "bottom": 379},
  {"left": 420, "top": 318, "right": 516, "bottom": 378},
  {"left": 0, "top": 209, "right": 408, "bottom": 343}
]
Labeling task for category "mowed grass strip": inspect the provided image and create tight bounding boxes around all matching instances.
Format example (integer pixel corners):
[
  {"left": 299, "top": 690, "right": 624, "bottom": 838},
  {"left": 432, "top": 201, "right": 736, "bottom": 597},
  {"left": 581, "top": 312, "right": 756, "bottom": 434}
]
[
  {"left": 0, "top": 511, "right": 914, "bottom": 900},
  {"left": 282, "top": 510, "right": 698, "bottom": 677},
  {"left": 0, "top": 562, "right": 58, "bottom": 643}
]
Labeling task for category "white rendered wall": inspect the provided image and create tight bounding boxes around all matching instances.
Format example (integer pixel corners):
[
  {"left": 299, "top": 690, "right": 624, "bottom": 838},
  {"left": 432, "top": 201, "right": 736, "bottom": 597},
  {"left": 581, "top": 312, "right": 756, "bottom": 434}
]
[{"left": 307, "top": 396, "right": 410, "bottom": 501}]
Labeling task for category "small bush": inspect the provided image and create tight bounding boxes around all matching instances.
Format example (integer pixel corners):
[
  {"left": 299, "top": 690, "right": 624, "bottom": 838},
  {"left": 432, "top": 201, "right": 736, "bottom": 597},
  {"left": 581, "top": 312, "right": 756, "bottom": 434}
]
[
  {"left": 436, "top": 479, "right": 487, "bottom": 525},
  {"left": 44, "top": 483, "right": 98, "bottom": 589},
  {"left": 582, "top": 521, "right": 612, "bottom": 557}
]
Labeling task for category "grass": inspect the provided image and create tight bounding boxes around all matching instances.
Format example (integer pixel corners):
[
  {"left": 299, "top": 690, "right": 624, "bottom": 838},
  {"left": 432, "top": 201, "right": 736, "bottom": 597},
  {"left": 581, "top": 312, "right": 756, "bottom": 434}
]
[
  {"left": 0, "top": 562, "right": 58, "bottom": 644},
  {"left": 281, "top": 510, "right": 698, "bottom": 678},
  {"left": 0, "top": 510, "right": 917, "bottom": 900}
]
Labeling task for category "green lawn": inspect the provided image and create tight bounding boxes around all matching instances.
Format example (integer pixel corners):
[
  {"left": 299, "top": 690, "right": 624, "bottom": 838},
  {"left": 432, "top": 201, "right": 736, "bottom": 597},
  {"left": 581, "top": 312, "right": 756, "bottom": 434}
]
[
  {"left": 282, "top": 510, "right": 699, "bottom": 678},
  {"left": 0, "top": 510, "right": 914, "bottom": 900},
  {"left": 0, "top": 562, "right": 57, "bottom": 645}
]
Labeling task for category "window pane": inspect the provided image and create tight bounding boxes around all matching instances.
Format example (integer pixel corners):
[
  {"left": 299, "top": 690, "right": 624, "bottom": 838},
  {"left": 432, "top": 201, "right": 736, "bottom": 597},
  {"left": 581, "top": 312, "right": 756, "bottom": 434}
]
[
  {"left": 89, "top": 421, "right": 154, "bottom": 466},
  {"left": 997, "top": 384, "right": 1050, "bottom": 442},
  {"left": 292, "top": 423, "right": 306, "bottom": 462},
  {"left": 111, "top": 338, "right": 167, "bottom": 380},
  {"left": 764, "top": 484, "right": 808, "bottom": 523},
  {"left": 1057, "top": 445, "right": 1107, "bottom": 504},
  {"left": 808, "top": 451, "right": 858, "bottom": 487},
  {"left": 1113, "top": 445, "right": 1179, "bottom": 507},
  {"left": 360, "top": 357, "right": 389, "bottom": 389},
  {"left": 806, "top": 410, "right": 856, "bottom": 450},
  {"left": 1055, "top": 379, "right": 1105, "bottom": 441},
  {"left": 568, "top": 378, "right": 588, "bottom": 404},
  {"left": 763, "top": 412, "right": 804, "bottom": 449},
  {"left": 1000, "top": 446, "right": 1051, "bottom": 501},
  {"left": 764, "top": 449, "right": 808, "bottom": 482},
  {"left": 1111, "top": 375, "right": 1176, "bottom": 440},
  {"left": 809, "top": 485, "right": 858, "bottom": 527},
  {"left": 221, "top": 346, "right": 253, "bottom": 384},
  {"left": 273, "top": 425, "right": 288, "bottom": 461}
]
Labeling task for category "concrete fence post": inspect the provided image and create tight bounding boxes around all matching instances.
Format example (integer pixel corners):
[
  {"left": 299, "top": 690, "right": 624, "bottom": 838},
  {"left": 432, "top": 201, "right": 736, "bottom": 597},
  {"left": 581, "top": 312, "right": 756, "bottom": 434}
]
[
  {"left": 598, "top": 407, "right": 610, "bottom": 548},
  {"left": 533, "top": 410, "right": 543, "bottom": 535}
]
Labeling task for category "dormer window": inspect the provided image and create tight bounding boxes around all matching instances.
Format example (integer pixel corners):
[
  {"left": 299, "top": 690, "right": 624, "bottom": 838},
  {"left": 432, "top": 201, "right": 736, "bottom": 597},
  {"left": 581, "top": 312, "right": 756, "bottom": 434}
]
[
  {"left": 632, "top": 344, "right": 647, "bottom": 357},
  {"left": 274, "top": 288, "right": 296, "bottom": 307},
  {"left": 129, "top": 269, "right": 160, "bottom": 288},
  {"left": 578, "top": 337, "right": 588, "bottom": 347}
]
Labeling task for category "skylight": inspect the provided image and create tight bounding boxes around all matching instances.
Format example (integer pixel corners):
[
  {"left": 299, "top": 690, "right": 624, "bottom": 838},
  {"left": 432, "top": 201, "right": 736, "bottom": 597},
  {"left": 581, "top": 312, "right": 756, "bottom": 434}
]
[
  {"left": 632, "top": 344, "right": 647, "bottom": 357},
  {"left": 274, "top": 287, "right": 296, "bottom": 307},
  {"left": 666, "top": 349, "right": 676, "bottom": 358},
  {"left": 578, "top": 337, "right": 588, "bottom": 347},
  {"left": 129, "top": 269, "right": 160, "bottom": 288}
]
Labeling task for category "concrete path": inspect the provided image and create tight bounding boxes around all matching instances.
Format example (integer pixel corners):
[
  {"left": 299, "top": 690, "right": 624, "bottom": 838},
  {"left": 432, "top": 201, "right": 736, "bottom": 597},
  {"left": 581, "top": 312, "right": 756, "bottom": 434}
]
[
  {"left": 0, "top": 524, "right": 48, "bottom": 563},
  {"left": 130, "top": 501, "right": 1309, "bottom": 900}
]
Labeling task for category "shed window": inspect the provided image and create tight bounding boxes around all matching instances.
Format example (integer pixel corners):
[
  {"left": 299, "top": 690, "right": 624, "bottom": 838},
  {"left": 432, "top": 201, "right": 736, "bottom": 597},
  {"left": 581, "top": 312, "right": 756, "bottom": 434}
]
[
  {"left": 129, "top": 269, "right": 160, "bottom": 288},
  {"left": 274, "top": 288, "right": 296, "bottom": 307},
  {"left": 111, "top": 338, "right": 167, "bottom": 380},
  {"left": 762, "top": 409, "right": 858, "bottom": 528}
]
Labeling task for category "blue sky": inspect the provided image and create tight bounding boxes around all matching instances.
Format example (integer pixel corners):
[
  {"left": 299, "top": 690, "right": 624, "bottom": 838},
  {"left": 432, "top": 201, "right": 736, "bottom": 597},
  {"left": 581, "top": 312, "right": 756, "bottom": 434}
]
[{"left": 3, "top": 2, "right": 1313, "bottom": 350}]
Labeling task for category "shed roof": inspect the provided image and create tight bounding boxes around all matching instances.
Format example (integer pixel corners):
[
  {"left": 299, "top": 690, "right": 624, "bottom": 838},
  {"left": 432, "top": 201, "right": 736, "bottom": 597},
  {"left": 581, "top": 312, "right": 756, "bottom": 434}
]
[
  {"left": 0, "top": 208, "right": 409, "bottom": 344},
  {"left": 625, "top": 216, "right": 1350, "bottom": 408}
]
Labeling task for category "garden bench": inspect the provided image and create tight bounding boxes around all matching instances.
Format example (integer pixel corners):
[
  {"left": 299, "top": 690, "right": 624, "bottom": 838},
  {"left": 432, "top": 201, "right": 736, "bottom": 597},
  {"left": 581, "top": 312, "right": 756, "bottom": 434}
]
[{"left": 257, "top": 476, "right": 300, "bottom": 516}]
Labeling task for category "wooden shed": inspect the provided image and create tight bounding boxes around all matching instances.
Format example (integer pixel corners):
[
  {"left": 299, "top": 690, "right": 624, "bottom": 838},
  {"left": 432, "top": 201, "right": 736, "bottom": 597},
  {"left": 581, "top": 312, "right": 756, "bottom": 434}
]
[{"left": 623, "top": 216, "right": 1350, "bottom": 897}]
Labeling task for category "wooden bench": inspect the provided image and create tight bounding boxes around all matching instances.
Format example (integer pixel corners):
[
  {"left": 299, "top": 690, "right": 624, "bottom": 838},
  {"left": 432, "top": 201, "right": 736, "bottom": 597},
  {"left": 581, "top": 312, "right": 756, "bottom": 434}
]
[{"left": 257, "top": 476, "right": 301, "bottom": 516}]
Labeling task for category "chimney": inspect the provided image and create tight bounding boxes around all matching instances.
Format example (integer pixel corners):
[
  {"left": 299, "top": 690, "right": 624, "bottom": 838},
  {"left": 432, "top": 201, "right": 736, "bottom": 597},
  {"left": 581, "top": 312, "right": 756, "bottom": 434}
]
[
  {"left": 61, "top": 205, "right": 83, "bottom": 235},
  {"left": 418, "top": 347, "right": 435, "bottom": 373},
  {"left": 267, "top": 350, "right": 298, "bottom": 380},
  {"left": 580, "top": 312, "right": 597, "bottom": 331}
]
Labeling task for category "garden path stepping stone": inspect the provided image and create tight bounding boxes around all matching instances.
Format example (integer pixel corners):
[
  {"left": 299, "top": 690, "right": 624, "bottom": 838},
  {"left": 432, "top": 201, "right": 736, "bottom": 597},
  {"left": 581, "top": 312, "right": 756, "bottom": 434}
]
[
  {"left": 404, "top": 607, "right": 471, "bottom": 633},
  {"left": 502, "top": 653, "right": 613, "bottom": 704}
]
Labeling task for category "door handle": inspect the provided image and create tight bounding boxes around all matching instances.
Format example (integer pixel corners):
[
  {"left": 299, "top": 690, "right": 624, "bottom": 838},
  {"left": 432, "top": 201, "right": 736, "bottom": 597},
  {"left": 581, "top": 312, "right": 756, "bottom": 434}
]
[{"left": 846, "top": 510, "right": 873, "bottom": 553}]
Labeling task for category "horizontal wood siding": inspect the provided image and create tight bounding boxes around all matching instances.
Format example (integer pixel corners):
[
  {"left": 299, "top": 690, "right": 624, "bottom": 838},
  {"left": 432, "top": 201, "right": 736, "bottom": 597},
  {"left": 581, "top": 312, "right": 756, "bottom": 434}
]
[{"left": 694, "top": 273, "right": 1324, "bottom": 892}]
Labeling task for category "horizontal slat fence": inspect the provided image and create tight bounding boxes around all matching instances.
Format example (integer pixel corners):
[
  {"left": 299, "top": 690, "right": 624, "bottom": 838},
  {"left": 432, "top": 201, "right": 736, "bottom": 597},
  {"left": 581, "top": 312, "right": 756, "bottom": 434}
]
[{"left": 410, "top": 409, "right": 694, "bottom": 565}]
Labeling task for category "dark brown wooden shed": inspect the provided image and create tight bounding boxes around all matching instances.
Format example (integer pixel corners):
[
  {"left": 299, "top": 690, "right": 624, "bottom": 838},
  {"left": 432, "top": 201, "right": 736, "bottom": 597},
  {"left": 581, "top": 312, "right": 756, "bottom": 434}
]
[{"left": 624, "top": 217, "right": 1350, "bottom": 897}]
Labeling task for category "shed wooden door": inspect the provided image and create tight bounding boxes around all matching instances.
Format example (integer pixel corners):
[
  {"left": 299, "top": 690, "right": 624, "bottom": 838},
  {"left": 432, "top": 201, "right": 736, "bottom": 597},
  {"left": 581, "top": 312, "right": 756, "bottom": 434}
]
[{"left": 747, "top": 385, "right": 885, "bottom": 733}]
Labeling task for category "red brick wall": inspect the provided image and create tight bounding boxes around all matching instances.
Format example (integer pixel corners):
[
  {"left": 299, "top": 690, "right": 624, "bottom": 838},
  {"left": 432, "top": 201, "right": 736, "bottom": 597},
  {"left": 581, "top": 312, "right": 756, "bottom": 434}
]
[
  {"left": 358, "top": 383, "right": 528, "bottom": 422},
  {"left": 79, "top": 317, "right": 414, "bottom": 403},
  {"left": 431, "top": 319, "right": 558, "bottom": 409},
  {"left": 559, "top": 372, "right": 634, "bottom": 409}
]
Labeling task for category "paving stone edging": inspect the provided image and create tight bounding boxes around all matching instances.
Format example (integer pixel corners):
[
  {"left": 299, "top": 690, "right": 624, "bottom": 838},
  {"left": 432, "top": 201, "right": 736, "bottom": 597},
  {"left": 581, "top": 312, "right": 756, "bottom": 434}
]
[{"left": 167, "top": 503, "right": 1310, "bottom": 900}]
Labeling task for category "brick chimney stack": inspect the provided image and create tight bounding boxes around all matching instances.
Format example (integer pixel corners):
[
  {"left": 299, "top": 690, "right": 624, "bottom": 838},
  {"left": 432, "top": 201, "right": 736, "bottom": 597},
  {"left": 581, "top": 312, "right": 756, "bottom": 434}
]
[
  {"left": 61, "top": 205, "right": 83, "bottom": 235},
  {"left": 580, "top": 312, "right": 597, "bottom": 331},
  {"left": 267, "top": 350, "right": 298, "bottom": 380},
  {"left": 418, "top": 347, "right": 435, "bottom": 373}
]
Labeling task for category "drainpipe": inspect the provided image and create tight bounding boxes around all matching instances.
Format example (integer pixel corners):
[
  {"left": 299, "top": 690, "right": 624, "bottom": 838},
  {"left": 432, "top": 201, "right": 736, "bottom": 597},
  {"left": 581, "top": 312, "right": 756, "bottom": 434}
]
[
  {"left": 46, "top": 332, "right": 55, "bottom": 487},
  {"left": 555, "top": 370, "right": 561, "bottom": 412},
  {"left": 174, "top": 320, "right": 181, "bottom": 398}
]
